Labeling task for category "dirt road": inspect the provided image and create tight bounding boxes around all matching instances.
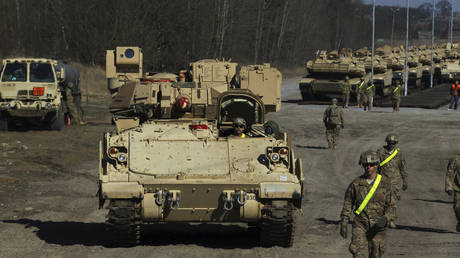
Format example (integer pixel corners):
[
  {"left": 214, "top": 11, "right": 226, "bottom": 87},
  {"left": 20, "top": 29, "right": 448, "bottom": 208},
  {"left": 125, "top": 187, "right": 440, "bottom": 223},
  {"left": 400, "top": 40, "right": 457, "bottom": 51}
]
[{"left": 0, "top": 77, "right": 459, "bottom": 257}]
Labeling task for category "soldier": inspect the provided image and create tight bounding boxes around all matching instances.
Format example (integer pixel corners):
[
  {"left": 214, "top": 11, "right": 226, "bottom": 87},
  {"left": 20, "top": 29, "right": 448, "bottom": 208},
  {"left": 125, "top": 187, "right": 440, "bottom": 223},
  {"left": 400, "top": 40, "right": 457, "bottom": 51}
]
[
  {"left": 323, "top": 98, "right": 344, "bottom": 149},
  {"left": 362, "top": 81, "right": 375, "bottom": 111},
  {"left": 340, "top": 150, "right": 394, "bottom": 258},
  {"left": 232, "top": 117, "right": 247, "bottom": 138},
  {"left": 445, "top": 153, "right": 460, "bottom": 232},
  {"left": 356, "top": 77, "right": 365, "bottom": 108},
  {"left": 391, "top": 78, "right": 402, "bottom": 112},
  {"left": 342, "top": 76, "right": 351, "bottom": 108},
  {"left": 55, "top": 60, "right": 85, "bottom": 125},
  {"left": 376, "top": 134, "right": 407, "bottom": 229}
]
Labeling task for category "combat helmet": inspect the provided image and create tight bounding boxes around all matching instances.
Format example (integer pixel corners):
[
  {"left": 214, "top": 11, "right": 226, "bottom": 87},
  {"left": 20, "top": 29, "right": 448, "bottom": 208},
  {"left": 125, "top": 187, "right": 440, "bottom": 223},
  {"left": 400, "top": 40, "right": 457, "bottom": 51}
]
[
  {"left": 359, "top": 150, "right": 380, "bottom": 165},
  {"left": 331, "top": 98, "right": 338, "bottom": 105},
  {"left": 385, "top": 134, "right": 398, "bottom": 143},
  {"left": 233, "top": 117, "right": 247, "bottom": 128}
]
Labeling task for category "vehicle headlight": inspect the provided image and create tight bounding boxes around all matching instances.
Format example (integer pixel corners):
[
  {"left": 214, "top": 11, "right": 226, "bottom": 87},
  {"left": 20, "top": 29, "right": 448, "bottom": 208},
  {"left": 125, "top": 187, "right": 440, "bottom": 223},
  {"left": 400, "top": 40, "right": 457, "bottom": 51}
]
[
  {"left": 270, "top": 153, "right": 280, "bottom": 162},
  {"left": 118, "top": 153, "right": 127, "bottom": 162}
]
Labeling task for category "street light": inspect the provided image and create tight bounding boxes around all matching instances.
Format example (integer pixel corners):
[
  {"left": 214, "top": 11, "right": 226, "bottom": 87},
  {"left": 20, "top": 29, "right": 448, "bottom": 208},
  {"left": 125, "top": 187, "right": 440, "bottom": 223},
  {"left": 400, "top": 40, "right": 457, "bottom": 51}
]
[
  {"left": 430, "top": 0, "right": 435, "bottom": 89},
  {"left": 391, "top": 7, "right": 400, "bottom": 49},
  {"left": 404, "top": 0, "right": 410, "bottom": 96}
]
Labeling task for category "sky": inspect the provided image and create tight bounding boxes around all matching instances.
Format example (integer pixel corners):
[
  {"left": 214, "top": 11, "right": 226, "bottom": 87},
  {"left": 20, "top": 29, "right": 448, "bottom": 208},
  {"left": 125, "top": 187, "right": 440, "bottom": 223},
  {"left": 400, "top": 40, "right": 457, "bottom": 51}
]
[{"left": 364, "top": 0, "right": 460, "bottom": 11}]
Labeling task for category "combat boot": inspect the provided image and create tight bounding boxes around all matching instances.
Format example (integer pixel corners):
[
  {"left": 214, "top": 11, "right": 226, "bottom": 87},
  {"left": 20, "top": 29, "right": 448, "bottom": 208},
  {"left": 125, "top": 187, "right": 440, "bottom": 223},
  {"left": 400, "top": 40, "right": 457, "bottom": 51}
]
[{"left": 389, "top": 221, "right": 397, "bottom": 229}]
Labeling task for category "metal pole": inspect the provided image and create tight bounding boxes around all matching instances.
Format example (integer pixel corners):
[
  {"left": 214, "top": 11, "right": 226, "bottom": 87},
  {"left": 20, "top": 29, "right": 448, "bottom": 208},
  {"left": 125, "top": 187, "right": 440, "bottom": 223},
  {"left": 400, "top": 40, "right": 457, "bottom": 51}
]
[
  {"left": 452, "top": 0, "right": 455, "bottom": 44},
  {"left": 371, "top": 0, "right": 375, "bottom": 84},
  {"left": 391, "top": 8, "right": 399, "bottom": 49},
  {"left": 404, "top": 0, "right": 409, "bottom": 96},
  {"left": 431, "top": 0, "right": 435, "bottom": 88}
]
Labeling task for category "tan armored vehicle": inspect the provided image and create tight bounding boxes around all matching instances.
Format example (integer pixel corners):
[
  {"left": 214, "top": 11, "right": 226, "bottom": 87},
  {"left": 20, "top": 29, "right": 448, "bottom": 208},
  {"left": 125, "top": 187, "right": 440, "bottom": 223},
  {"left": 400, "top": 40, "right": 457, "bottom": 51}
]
[
  {"left": 0, "top": 58, "right": 66, "bottom": 130},
  {"left": 299, "top": 50, "right": 367, "bottom": 100},
  {"left": 441, "top": 43, "right": 460, "bottom": 82},
  {"left": 99, "top": 47, "right": 303, "bottom": 247},
  {"left": 406, "top": 48, "right": 423, "bottom": 88},
  {"left": 364, "top": 47, "right": 393, "bottom": 98}
]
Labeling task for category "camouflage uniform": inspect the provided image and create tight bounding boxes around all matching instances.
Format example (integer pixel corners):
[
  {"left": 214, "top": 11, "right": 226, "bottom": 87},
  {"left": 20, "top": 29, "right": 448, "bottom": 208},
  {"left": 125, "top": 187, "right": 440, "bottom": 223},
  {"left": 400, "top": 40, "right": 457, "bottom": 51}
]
[
  {"left": 323, "top": 101, "right": 344, "bottom": 149},
  {"left": 341, "top": 173, "right": 394, "bottom": 258},
  {"left": 445, "top": 154, "right": 460, "bottom": 232},
  {"left": 356, "top": 79, "right": 365, "bottom": 108},
  {"left": 362, "top": 83, "right": 374, "bottom": 111},
  {"left": 56, "top": 62, "right": 85, "bottom": 125},
  {"left": 377, "top": 143, "right": 407, "bottom": 227},
  {"left": 342, "top": 79, "right": 351, "bottom": 108},
  {"left": 391, "top": 81, "right": 401, "bottom": 112}
]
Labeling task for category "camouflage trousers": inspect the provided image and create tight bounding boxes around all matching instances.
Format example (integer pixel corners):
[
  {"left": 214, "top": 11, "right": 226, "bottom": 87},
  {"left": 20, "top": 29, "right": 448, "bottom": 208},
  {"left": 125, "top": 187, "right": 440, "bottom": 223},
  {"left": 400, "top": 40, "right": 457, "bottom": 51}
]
[
  {"left": 362, "top": 94, "right": 372, "bottom": 111},
  {"left": 65, "top": 89, "right": 82, "bottom": 125},
  {"left": 392, "top": 98, "right": 400, "bottom": 112},
  {"left": 388, "top": 184, "right": 401, "bottom": 223},
  {"left": 356, "top": 92, "right": 362, "bottom": 107},
  {"left": 326, "top": 126, "right": 340, "bottom": 149},
  {"left": 454, "top": 191, "right": 460, "bottom": 222},
  {"left": 350, "top": 218, "right": 386, "bottom": 258},
  {"left": 343, "top": 91, "right": 350, "bottom": 108}
]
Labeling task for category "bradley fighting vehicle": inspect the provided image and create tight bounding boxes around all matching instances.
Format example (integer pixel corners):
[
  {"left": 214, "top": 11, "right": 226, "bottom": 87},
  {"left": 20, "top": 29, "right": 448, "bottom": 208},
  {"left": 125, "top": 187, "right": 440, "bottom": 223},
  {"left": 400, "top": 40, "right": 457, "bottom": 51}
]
[
  {"left": 0, "top": 58, "right": 66, "bottom": 130},
  {"left": 98, "top": 47, "right": 303, "bottom": 247},
  {"left": 299, "top": 50, "right": 367, "bottom": 100}
]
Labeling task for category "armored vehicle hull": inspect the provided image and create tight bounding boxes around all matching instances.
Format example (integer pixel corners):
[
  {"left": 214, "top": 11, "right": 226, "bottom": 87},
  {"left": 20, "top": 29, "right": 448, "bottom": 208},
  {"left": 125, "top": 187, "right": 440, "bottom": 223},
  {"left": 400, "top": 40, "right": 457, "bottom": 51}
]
[
  {"left": 0, "top": 58, "right": 66, "bottom": 130},
  {"left": 373, "top": 69, "right": 393, "bottom": 98}
]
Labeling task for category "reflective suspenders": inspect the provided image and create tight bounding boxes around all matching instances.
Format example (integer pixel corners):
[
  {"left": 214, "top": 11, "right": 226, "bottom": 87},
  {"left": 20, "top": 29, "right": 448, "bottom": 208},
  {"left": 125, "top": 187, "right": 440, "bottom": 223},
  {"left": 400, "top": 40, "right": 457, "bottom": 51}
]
[
  {"left": 358, "top": 80, "right": 365, "bottom": 89},
  {"left": 379, "top": 148, "right": 399, "bottom": 167},
  {"left": 393, "top": 86, "right": 400, "bottom": 93},
  {"left": 355, "top": 174, "right": 382, "bottom": 215}
]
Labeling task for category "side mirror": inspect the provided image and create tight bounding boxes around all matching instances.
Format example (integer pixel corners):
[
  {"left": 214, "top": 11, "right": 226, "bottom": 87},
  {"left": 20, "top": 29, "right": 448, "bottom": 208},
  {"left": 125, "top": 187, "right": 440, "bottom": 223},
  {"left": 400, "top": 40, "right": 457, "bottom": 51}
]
[{"left": 56, "top": 67, "right": 65, "bottom": 81}]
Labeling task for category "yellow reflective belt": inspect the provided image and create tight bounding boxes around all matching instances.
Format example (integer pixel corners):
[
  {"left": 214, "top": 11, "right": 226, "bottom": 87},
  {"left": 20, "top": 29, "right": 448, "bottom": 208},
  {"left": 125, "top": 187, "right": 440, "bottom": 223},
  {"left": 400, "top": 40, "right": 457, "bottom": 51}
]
[
  {"left": 379, "top": 148, "right": 399, "bottom": 167},
  {"left": 358, "top": 81, "right": 365, "bottom": 89},
  {"left": 366, "top": 84, "right": 374, "bottom": 90},
  {"left": 355, "top": 174, "right": 382, "bottom": 215},
  {"left": 241, "top": 133, "right": 246, "bottom": 138},
  {"left": 393, "top": 86, "right": 400, "bottom": 93}
]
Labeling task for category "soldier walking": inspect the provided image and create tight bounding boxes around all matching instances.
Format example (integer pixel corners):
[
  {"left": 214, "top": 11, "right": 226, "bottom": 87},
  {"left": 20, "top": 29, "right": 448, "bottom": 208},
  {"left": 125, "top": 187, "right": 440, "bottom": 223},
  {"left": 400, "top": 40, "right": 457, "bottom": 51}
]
[
  {"left": 445, "top": 153, "right": 460, "bottom": 232},
  {"left": 362, "top": 81, "right": 375, "bottom": 111},
  {"left": 342, "top": 76, "right": 351, "bottom": 108},
  {"left": 356, "top": 77, "right": 365, "bottom": 108},
  {"left": 340, "top": 150, "right": 394, "bottom": 258},
  {"left": 323, "top": 98, "right": 344, "bottom": 149},
  {"left": 391, "top": 78, "right": 402, "bottom": 112},
  {"left": 376, "top": 134, "right": 407, "bottom": 229}
]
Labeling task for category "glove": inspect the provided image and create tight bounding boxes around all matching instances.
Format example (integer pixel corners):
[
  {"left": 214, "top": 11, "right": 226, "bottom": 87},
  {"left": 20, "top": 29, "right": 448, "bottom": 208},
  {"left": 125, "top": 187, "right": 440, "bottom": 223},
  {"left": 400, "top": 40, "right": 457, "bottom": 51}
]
[
  {"left": 341, "top": 124, "right": 344, "bottom": 129},
  {"left": 402, "top": 184, "right": 408, "bottom": 191},
  {"left": 374, "top": 216, "right": 387, "bottom": 232},
  {"left": 340, "top": 220, "right": 348, "bottom": 239},
  {"left": 446, "top": 190, "right": 453, "bottom": 196}
]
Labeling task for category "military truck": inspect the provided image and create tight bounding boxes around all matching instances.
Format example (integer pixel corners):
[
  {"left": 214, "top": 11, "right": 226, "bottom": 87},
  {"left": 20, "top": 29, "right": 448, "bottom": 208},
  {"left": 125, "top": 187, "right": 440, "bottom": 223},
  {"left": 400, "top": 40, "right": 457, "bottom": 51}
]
[
  {"left": 0, "top": 58, "right": 66, "bottom": 130},
  {"left": 98, "top": 47, "right": 303, "bottom": 247},
  {"left": 299, "top": 50, "right": 367, "bottom": 100}
]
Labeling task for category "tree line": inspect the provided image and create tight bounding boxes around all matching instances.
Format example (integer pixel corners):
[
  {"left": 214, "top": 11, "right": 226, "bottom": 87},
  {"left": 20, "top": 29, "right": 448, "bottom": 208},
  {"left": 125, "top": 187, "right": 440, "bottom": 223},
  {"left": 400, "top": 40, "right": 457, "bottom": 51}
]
[{"left": 0, "top": 0, "right": 455, "bottom": 71}]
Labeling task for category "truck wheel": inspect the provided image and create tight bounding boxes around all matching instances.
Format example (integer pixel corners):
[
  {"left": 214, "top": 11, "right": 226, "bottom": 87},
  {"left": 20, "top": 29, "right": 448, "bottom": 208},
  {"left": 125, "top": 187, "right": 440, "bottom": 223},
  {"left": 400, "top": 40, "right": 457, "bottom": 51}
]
[
  {"left": 50, "top": 109, "right": 65, "bottom": 131},
  {"left": 0, "top": 118, "right": 9, "bottom": 131},
  {"left": 106, "top": 199, "right": 141, "bottom": 247},
  {"left": 259, "top": 200, "right": 296, "bottom": 247}
]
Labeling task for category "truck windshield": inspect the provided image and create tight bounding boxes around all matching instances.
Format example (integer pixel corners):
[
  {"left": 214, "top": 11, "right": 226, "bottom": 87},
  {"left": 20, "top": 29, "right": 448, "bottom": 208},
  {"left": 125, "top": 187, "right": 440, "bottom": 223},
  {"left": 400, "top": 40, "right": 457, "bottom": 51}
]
[
  {"left": 30, "top": 63, "right": 55, "bottom": 82},
  {"left": 1, "top": 63, "right": 27, "bottom": 82}
]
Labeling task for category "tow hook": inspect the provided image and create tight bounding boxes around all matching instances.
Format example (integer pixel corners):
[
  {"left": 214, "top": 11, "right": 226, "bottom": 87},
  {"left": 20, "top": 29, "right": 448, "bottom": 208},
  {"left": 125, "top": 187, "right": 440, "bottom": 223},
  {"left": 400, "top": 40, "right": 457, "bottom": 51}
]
[
  {"left": 168, "top": 190, "right": 181, "bottom": 210},
  {"left": 155, "top": 190, "right": 167, "bottom": 206},
  {"left": 235, "top": 190, "right": 247, "bottom": 205},
  {"left": 222, "top": 190, "right": 235, "bottom": 211}
]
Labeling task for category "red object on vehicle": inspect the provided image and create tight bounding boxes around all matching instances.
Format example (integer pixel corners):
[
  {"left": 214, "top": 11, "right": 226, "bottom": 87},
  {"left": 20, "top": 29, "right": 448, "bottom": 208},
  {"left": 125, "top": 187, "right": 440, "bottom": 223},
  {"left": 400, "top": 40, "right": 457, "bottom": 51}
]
[
  {"left": 189, "top": 124, "right": 208, "bottom": 130},
  {"left": 65, "top": 114, "right": 71, "bottom": 126},
  {"left": 33, "top": 87, "right": 45, "bottom": 96},
  {"left": 177, "top": 96, "right": 191, "bottom": 110}
]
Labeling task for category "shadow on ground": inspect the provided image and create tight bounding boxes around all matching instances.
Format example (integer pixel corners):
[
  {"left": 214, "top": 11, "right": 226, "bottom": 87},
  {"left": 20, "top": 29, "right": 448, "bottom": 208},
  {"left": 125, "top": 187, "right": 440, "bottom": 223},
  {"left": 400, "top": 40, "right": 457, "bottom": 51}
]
[
  {"left": 295, "top": 144, "right": 328, "bottom": 150},
  {"left": 413, "top": 198, "right": 453, "bottom": 204},
  {"left": 2, "top": 219, "right": 259, "bottom": 249}
]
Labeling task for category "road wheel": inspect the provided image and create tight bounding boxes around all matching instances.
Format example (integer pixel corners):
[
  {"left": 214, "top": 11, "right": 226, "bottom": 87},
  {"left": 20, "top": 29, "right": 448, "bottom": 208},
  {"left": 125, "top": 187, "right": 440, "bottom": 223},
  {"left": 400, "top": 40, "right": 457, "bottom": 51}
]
[
  {"left": 259, "top": 200, "right": 296, "bottom": 247},
  {"left": 106, "top": 199, "right": 141, "bottom": 247},
  {"left": 0, "top": 117, "right": 9, "bottom": 131}
]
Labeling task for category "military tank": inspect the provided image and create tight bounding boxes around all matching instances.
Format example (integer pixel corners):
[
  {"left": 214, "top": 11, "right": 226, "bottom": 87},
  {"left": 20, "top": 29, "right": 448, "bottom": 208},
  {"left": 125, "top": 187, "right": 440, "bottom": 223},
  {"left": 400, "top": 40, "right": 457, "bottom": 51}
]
[
  {"left": 364, "top": 47, "right": 393, "bottom": 98},
  {"left": 299, "top": 50, "right": 367, "bottom": 100},
  {"left": 98, "top": 46, "right": 303, "bottom": 247},
  {"left": 441, "top": 43, "right": 460, "bottom": 82},
  {"left": 0, "top": 58, "right": 66, "bottom": 130}
]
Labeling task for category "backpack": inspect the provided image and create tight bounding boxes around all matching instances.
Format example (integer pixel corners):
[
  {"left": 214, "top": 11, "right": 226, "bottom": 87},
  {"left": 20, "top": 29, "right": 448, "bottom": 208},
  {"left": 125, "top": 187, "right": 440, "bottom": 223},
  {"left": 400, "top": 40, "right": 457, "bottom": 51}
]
[{"left": 327, "top": 106, "right": 341, "bottom": 126}]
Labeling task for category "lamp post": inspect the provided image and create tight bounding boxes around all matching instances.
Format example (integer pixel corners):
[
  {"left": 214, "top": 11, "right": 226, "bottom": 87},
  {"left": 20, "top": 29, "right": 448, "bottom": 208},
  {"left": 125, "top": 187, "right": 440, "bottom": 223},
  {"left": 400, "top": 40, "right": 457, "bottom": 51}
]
[
  {"left": 404, "top": 0, "right": 410, "bottom": 96},
  {"left": 391, "top": 7, "right": 400, "bottom": 49},
  {"left": 430, "top": 0, "right": 435, "bottom": 88}
]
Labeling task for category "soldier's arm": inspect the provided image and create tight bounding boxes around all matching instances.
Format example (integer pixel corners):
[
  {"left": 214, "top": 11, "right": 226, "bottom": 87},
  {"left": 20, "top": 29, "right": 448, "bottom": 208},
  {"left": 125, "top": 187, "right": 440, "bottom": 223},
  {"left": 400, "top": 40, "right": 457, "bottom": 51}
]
[
  {"left": 399, "top": 151, "right": 408, "bottom": 185},
  {"left": 340, "top": 183, "right": 354, "bottom": 221},
  {"left": 323, "top": 109, "right": 328, "bottom": 123},
  {"left": 445, "top": 159, "right": 455, "bottom": 192}
]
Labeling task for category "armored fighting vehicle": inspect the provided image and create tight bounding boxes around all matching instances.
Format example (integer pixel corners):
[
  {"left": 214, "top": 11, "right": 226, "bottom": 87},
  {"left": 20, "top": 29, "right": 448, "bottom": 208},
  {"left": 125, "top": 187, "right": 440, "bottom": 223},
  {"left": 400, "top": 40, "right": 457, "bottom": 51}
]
[
  {"left": 364, "top": 47, "right": 393, "bottom": 98},
  {"left": 407, "top": 48, "right": 423, "bottom": 88},
  {"left": 299, "top": 50, "right": 367, "bottom": 100},
  {"left": 419, "top": 47, "right": 443, "bottom": 88},
  {"left": 0, "top": 58, "right": 66, "bottom": 130},
  {"left": 441, "top": 43, "right": 460, "bottom": 82},
  {"left": 98, "top": 47, "right": 303, "bottom": 247}
]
